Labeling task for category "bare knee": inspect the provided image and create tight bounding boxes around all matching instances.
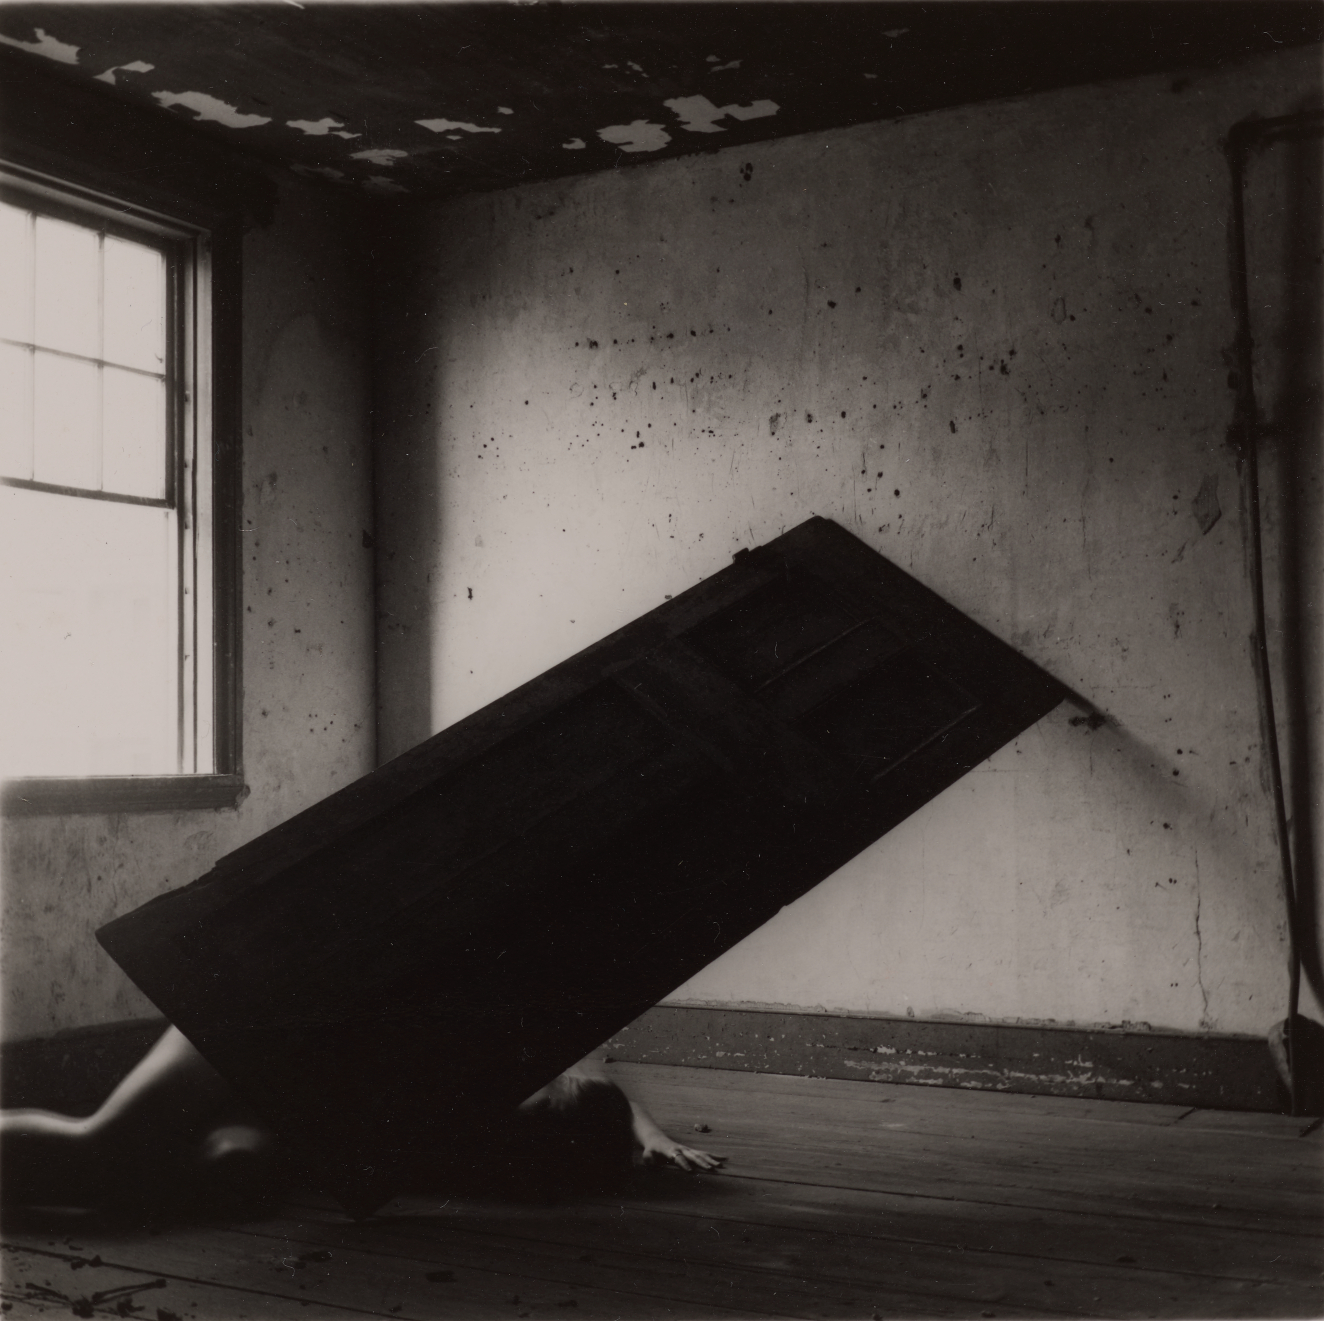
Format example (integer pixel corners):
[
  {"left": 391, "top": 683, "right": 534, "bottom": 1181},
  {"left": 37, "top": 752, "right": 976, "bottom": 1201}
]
[{"left": 91, "top": 1026, "right": 239, "bottom": 1145}]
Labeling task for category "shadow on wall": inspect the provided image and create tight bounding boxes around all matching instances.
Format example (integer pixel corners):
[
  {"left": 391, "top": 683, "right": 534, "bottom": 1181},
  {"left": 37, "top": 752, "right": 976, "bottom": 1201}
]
[
  {"left": 1246, "top": 123, "right": 1324, "bottom": 1008},
  {"left": 370, "top": 206, "right": 442, "bottom": 757}
]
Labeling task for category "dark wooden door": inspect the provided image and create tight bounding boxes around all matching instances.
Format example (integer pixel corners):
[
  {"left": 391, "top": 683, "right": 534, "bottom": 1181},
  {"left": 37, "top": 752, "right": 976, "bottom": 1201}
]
[{"left": 98, "top": 517, "right": 1067, "bottom": 1211}]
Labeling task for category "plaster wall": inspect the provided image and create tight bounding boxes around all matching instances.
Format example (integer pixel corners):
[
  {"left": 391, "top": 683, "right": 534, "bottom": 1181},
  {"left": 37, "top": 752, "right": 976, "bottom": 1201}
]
[
  {"left": 375, "top": 47, "right": 1323, "bottom": 1038},
  {"left": 1, "top": 177, "right": 376, "bottom": 1042},
  {"left": 1242, "top": 127, "right": 1324, "bottom": 1041}
]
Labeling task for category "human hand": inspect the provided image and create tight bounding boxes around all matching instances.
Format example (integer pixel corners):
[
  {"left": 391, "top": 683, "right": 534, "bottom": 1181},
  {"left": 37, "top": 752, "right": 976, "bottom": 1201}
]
[{"left": 637, "top": 1131, "right": 726, "bottom": 1172}]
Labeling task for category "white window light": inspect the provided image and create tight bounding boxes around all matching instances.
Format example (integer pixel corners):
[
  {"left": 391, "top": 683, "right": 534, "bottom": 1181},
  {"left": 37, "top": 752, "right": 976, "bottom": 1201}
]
[{"left": 0, "top": 170, "right": 224, "bottom": 792}]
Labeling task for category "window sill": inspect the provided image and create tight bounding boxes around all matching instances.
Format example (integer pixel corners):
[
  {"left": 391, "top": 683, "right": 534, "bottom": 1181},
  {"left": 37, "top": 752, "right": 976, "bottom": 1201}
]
[{"left": 1, "top": 774, "right": 247, "bottom": 817}]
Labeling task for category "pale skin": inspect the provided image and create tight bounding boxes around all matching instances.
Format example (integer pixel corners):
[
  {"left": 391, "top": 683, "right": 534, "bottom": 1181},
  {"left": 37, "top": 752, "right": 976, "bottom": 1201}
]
[{"left": 0, "top": 1026, "right": 725, "bottom": 1208}]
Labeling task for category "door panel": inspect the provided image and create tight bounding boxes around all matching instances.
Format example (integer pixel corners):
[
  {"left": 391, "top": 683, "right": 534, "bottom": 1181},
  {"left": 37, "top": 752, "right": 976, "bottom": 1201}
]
[{"left": 98, "top": 517, "right": 1068, "bottom": 1212}]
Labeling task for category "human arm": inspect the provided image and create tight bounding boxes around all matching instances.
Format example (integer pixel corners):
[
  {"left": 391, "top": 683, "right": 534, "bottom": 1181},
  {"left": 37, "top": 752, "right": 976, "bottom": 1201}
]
[{"left": 627, "top": 1098, "right": 726, "bottom": 1172}]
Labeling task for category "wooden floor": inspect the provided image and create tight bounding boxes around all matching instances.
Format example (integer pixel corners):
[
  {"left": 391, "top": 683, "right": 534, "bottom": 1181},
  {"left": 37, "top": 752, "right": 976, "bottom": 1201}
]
[{"left": 3, "top": 1063, "right": 1321, "bottom": 1320}]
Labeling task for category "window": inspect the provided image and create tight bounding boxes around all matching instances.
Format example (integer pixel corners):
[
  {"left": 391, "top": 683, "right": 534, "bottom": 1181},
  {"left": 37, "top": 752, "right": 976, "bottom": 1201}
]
[{"left": 1, "top": 166, "right": 240, "bottom": 812}]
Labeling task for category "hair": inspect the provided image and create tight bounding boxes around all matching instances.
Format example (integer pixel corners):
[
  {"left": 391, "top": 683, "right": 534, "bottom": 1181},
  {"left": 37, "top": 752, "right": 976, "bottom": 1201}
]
[{"left": 512, "top": 1073, "right": 636, "bottom": 1191}]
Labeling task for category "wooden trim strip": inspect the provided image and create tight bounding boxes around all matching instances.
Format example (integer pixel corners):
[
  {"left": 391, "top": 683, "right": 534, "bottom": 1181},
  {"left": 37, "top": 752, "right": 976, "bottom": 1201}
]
[
  {"left": 604, "top": 1003, "right": 1288, "bottom": 1114},
  {"left": 1, "top": 774, "right": 247, "bottom": 816},
  {"left": 2, "top": 1004, "right": 1288, "bottom": 1117},
  {"left": 209, "top": 219, "right": 243, "bottom": 779},
  {"left": 0, "top": 476, "right": 171, "bottom": 508}
]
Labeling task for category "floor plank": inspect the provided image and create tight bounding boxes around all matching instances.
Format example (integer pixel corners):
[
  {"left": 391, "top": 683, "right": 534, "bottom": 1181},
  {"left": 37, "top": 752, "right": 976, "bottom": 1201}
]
[
  {"left": 611, "top": 1064, "right": 1313, "bottom": 1159},
  {"left": 1, "top": 1222, "right": 781, "bottom": 1320},
  {"left": 234, "top": 1206, "right": 1052, "bottom": 1319},
  {"left": 2, "top": 1240, "right": 377, "bottom": 1319},
  {"left": 3, "top": 1065, "right": 1321, "bottom": 1320},
  {"left": 606, "top": 1065, "right": 1200, "bottom": 1129},
  {"left": 299, "top": 1188, "right": 1322, "bottom": 1319},
  {"left": 610, "top": 1072, "right": 1322, "bottom": 1231}
]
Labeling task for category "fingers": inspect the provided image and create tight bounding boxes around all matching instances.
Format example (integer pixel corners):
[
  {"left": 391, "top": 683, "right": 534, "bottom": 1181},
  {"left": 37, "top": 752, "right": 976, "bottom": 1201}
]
[
  {"left": 671, "top": 1145, "right": 727, "bottom": 1171},
  {"left": 639, "top": 1135, "right": 729, "bottom": 1173}
]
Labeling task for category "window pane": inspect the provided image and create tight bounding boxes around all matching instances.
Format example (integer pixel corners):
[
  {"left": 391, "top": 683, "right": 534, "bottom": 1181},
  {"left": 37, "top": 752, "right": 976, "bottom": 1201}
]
[
  {"left": 103, "top": 367, "right": 166, "bottom": 500},
  {"left": 0, "top": 201, "right": 33, "bottom": 343},
  {"left": 0, "top": 486, "right": 178, "bottom": 776},
  {"left": 0, "top": 342, "right": 33, "bottom": 479},
  {"left": 34, "top": 351, "right": 99, "bottom": 488},
  {"left": 104, "top": 237, "right": 166, "bottom": 373},
  {"left": 34, "top": 214, "right": 99, "bottom": 358}
]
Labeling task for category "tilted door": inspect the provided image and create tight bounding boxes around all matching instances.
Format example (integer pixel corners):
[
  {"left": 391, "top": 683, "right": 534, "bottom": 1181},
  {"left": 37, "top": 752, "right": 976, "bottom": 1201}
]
[{"left": 99, "top": 517, "right": 1067, "bottom": 1210}]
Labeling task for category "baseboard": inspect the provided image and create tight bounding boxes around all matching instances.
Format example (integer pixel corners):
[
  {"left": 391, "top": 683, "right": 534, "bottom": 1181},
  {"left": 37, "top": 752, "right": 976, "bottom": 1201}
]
[
  {"left": 604, "top": 1004, "right": 1288, "bottom": 1113},
  {"left": 1, "top": 1018, "right": 167, "bottom": 1114},
  {"left": 1, "top": 1006, "right": 1287, "bottom": 1117}
]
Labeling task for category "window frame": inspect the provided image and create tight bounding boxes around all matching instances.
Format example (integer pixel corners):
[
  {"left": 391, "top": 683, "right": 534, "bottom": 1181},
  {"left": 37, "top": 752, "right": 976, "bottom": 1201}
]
[{"left": 1, "top": 160, "right": 244, "bottom": 816}]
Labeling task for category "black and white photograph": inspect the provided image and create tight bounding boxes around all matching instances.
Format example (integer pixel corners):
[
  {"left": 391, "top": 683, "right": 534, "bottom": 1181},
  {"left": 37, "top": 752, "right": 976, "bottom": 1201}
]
[{"left": 0, "top": 1, "right": 1321, "bottom": 1316}]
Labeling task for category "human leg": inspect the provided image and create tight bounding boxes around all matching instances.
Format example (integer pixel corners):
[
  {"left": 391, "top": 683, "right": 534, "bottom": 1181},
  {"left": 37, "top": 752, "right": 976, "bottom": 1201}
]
[{"left": 1, "top": 1026, "right": 271, "bottom": 1208}]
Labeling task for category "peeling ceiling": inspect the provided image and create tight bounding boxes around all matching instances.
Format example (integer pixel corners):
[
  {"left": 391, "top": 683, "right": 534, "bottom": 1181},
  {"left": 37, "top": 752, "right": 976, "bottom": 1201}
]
[{"left": 1, "top": 2, "right": 1320, "bottom": 200}]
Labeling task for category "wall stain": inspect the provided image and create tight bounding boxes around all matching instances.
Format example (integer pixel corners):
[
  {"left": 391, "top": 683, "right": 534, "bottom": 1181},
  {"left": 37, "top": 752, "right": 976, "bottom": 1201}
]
[{"left": 1192, "top": 473, "right": 1222, "bottom": 534}]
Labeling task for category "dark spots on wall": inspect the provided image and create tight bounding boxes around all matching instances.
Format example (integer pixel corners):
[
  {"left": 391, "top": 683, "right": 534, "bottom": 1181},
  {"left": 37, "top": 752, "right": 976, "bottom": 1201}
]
[
  {"left": 769, "top": 412, "right": 781, "bottom": 435},
  {"left": 949, "top": 420, "right": 957, "bottom": 434},
  {"left": 827, "top": 300, "right": 837, "bottom": 308},
  {"left": 740, "top": 162, "right": 753, "bottom": 181},
  {"left": 587, "top": 339, "right": 599, "bottom": 349},
  {"left": 952, "top": 275, "right": 962, "bottom": 291},
  {"left": 806, "top": 412, "right": 814, "bottom": 423},
  {"left": 893, "top": 488, "right": 900, "bottom": 497},
  {"left": 1069, "top": 711, "right": 1108, "bottom": 731},
  {"left": 467, "top": 587, "right": 473, "bottom": 599}
]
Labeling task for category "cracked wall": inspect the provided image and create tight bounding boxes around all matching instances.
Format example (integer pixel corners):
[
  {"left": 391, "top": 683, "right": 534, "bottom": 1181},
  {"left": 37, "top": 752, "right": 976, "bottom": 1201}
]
[{"left": 371, "top": 47, "right": 1321, "bottom": 1036}]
